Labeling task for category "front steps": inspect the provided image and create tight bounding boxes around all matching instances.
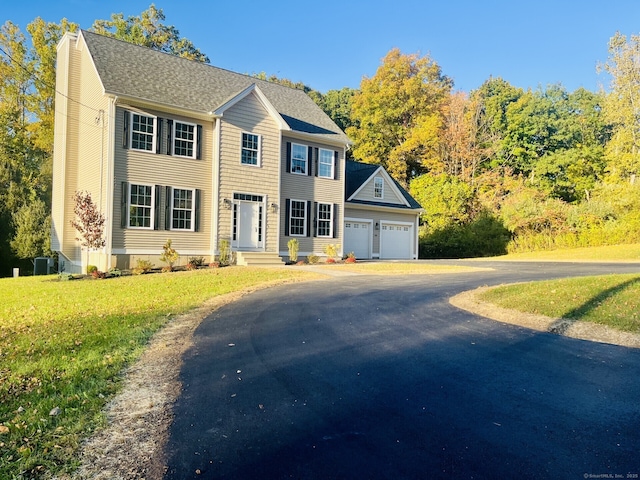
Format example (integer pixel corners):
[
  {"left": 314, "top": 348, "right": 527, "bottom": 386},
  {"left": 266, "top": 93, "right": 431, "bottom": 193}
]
[{"left": 235, "top": 251, "right": 285, "bottom": 267}]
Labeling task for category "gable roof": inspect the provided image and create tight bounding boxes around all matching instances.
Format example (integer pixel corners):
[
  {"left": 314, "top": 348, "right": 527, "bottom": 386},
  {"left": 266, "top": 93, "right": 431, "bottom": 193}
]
[
  {"left": 345, "top": 160, "right": 422, "bottom": 210},
  {"left": 78, "top": 30, "right": 350, "bottom": 145}
]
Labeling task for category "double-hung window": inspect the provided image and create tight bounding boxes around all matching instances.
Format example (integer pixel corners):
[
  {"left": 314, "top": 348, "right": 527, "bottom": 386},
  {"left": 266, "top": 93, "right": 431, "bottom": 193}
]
[
  {"left": 171, "top": 188, "right": 195, "bottom": 231},
  {"left": 317, "top": 203, "right": 333, "bottom": 237},
  {"left": 241, "top": 132, "right": 260, "bottom": 166},
  {"left": 131, "top": 113, "right": 156, "bottom": 152},
  {"left": 318, "top": 149, "right": 334, "bottom": 178},
  {"left": 129, "top": 183, "right": 154, "bottom": 229},
  {"left": 289, "top": 200, "right": 306, "bottom": 236},
  {"left": 173, "top": 121, "right": 196, "bottom": 158},
  {"left": 374, "top": 176, "right": 384, "bottom": 199},
  {"left": 291, "top": 143, "right": 307, "bottom": 174}
]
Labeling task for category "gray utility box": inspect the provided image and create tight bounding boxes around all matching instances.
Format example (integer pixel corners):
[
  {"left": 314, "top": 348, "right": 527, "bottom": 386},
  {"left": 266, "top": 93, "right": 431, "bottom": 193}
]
[{"left": 34, "top": 257, "right": 55, "bottom": 275}]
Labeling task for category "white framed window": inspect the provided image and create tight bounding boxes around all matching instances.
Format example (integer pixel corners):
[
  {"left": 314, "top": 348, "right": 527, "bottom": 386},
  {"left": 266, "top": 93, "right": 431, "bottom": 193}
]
[
  {"left": 171, "top": 188, "right": 195, "bottom": 231},
  {"left": 128, "top": 183, "right": 154, "bottom": 229},
  {"left": 131, "top": 113, "right": 156, "bottom": 152},
  {"left": 289, "top": 199, "right": 307, "bottom": 236},
  {"left": 318, "top": 149, "right": 334, "bottom": 178},
  {"left": 317, "top": 203, "right": 333, "bottom": 237},
  {"left": 173, "top": 121, "right": 196, "bottom": 158},
  {"left": 291, "top": 143, "right": 307, "bottom": 175},
  {"left": 374, "top": 176, "right": 384, "bottom": 199},
  {"left": 241, "top": 132, "right": 260, "bottom": 166}
]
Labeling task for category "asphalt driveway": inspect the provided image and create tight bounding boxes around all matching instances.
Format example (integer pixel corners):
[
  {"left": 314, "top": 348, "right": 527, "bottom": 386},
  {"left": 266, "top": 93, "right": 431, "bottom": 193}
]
[{"left": 164, "top": 262, "right": 640, "bottom": 479}]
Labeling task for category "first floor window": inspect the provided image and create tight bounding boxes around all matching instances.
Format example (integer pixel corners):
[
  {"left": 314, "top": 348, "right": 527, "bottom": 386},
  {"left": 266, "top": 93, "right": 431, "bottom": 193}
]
[
  {"left": 317, "top": 203, "right": 333, "bottom": 237},
  {"left": 374, "top": 176, "right": 384, "bottom": 199},
  {"left": 129, "top": 184, "right": 154, "bottom": 228},
  {"left": 171, "top": 188, "right": 194, "bottom": 230},
  {"left": 173, "top": 121, "right": 196, "bottom": 158},
  {"left": 291, "top": 143, "right": 307, "bottom": 174},
  {"left": 290, "top": 200, "right": 306, "bottom": 236},
  {"left": 241, "top": 132, "right": 260, "bottom": 165},
  {"left": 318, "top": 149, "right": 334, "bottom": 178},
  {"left": 131, "top": 113, "right": 155, "bottom": 152}
]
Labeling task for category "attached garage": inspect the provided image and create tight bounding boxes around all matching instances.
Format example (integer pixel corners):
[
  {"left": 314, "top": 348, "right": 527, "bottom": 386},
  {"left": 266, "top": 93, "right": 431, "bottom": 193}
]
[
  {"left": 380, "top": 222, "right": 413, "bottom": 259},
  {"left": 344, "top": 220, "right": 372, "bottom": 259}
]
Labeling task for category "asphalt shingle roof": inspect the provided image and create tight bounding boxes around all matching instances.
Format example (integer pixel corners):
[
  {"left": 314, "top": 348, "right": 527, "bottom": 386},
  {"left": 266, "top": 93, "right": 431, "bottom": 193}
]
[
  {"left": 345, "top": 161, "right": 422, "bottom": 210},
  {"left": 81, "top": 30, "right": 350, "bottom": 145}
]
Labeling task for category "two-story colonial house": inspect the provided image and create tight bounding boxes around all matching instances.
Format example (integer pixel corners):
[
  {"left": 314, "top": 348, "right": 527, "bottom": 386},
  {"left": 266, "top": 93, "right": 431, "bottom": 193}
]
[{"left": 51, "top": 31, "right": 420, "bottom": 273}]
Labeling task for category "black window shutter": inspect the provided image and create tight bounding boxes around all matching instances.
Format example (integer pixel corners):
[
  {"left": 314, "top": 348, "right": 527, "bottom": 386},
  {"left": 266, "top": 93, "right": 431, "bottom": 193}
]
[
  {"left": 165, "top": 186, "right": 172, "bottom": 230},
  {"left": 121, "top": 182, "right": 128, "bottom": 227},
  {"left": 314, "top": 148, "right": 319, "bottom": 177},
  {"left": 333, "top": 203, "right": 339, "bottom": 238},
  {"left": 196, "top": 125, "right": 203, "bottom": 159},
  {"left": 286, "top": 142, "right": 291, "bottom": 173},
  {"left": 307, "top": 146, "right": 313, "bottom": 176},
  {"left": 284, "top": 199, "right": 290, "bottom": 236},
  {"left": 195, "top": 189, "right": 201, "bottom": 232},
  {"left": 306, "top": 201, "right": 312, "bottom": 237},
  {"left": 156, "top": 118, "right": 163, "bottom": 154},
  {"left": 313, "top": 202, "right": 318, "bottom": 237},
  {"left": 166, "top": 119, "right": 173, "bottom": 155},
  {"left": 334, "top": 151, "right": 339, "bottom": 180},
  {"left": 154, "top": 185, "right": 161, "bottom": 230},
  {"left": 123, "top": 111, "right": 129, "bottom": 149}
]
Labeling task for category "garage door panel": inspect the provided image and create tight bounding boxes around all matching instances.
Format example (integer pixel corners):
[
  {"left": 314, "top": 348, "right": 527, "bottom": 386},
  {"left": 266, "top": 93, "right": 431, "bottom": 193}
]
[
  {"left": 344, "top": 221, "right": 371, "bottom": 259},
  {"left": 381, "top": 223, "right": 412, "bottom": 259}
]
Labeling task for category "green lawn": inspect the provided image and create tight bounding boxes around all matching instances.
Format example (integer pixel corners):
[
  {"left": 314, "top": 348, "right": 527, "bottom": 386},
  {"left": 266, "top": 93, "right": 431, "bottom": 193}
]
[
  {"left": 310, "top": 262, "right": 490, "bottom": 274},
  {"left": 483, "top": 243, "right": 640, "bottom": 262},
  {"left": 0, "top": 268, "right": 314, "bottom": 478}
]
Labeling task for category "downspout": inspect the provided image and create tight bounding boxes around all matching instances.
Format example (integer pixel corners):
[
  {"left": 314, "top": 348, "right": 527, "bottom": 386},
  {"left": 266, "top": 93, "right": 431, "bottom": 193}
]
[{"left": 414, "top": 213, "right": 420, "bottom": 260}]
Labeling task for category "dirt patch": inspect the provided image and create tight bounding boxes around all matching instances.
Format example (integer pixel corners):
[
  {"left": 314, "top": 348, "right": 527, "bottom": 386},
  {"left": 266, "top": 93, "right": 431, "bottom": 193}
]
[
  {"left": 57, "top": 280, "right": 301, "bottom": 480},
  {"left": 450, "top": 286, "right": 640, "bottom": 349}
]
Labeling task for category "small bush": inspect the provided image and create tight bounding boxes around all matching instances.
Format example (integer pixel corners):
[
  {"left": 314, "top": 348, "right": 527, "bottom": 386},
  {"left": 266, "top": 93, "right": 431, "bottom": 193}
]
[
  {"left": 108, "top": 267, "right": 122, "bottom": 277},
  {"left": 218, "top": 239, "right": 231, "bottom": 266},
  {"left": 323, "top": 243, "right": 340, "bottom": 260},
  {"left": 208, "top": 261, "right": 220, "bottom": 268},
  {"left": 287, "top": 239, "right": 299, "bottom": 263},
  {"left": 307, "top": 254, "right": 319, "bottom": 264},
  {"left": 159, "top": 239, "right": 179, "bottom": 270},
  {"left": 132, "top": 259, "right": 153, "bottom": 275},
  {"left": 187, "top": 256, "right": 205, "bottom": 270},
  {"left": 86, "top": 264, "right": 98, "bottom": 275}
]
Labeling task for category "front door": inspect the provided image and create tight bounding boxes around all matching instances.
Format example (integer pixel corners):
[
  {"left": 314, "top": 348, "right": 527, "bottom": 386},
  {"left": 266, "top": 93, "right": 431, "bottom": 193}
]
[{"left": 238, "top": 201, "right": 261, "bottom": 249}]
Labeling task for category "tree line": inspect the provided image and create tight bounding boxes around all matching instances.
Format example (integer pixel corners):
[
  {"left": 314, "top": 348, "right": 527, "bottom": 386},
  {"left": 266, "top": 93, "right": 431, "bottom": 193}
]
[{"left": 2, "top": 6, "right": 640, "bottom": 276}]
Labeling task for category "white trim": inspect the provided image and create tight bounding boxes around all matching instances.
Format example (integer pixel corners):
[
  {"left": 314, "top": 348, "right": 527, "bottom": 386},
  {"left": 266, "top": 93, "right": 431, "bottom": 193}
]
[
  {"left": 374, "top": 176, "right": 384, "bottom": 199},
  {"left": 172, "top": 119, "right": 197, "bottom": 159},
  {"left": 318, "top": 148, "right": 334, "bottom": 179},
  {"left": 105, "top": 96, "right": 118, "bottom": 270},
  {"left": 290, "top": 143, "right": 308, "bottom": 175},
  {"left": 347, "top": 166, "right": 411, "bottom": 207},
  {"left": 289, "top": 198, "right": 307, "bottom": 237},
  {"left": 127, "top": 183, "right": 155, "bottom": 230},
  {"left": 129, "top": 111, "right": 157, "bottom": 153},
  {"left": 212, "top": 119, "right": 222, "bottom": 256},
  {"left": 169, "top": 187, "right": 196, "bottom": 232},
  {"left": 240, "top": 131, "right": 261, "bottom": 167},
  {"left": 112, "top": 248, "right": 211, "bottom": 255}
]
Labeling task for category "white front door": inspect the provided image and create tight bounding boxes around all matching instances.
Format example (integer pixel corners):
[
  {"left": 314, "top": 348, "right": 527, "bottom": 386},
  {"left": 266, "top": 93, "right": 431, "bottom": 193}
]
[{"left": 238, "top": 201, "right": 260, "bottom": 249}]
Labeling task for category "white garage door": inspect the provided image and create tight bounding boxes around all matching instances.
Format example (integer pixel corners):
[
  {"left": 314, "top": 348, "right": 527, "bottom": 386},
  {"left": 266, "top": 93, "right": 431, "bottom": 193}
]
[
  {"left": 380, "top": 223, "right": 413, "bottom": 259},
  {"left": 344, "top": 221, "right": 371, "bottom": 259}
]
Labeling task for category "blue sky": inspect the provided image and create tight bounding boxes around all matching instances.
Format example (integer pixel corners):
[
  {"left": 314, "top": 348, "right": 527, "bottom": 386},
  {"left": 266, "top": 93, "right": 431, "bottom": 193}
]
[{"left": 4, "top": 0, "right": 640, "bottom": 94}]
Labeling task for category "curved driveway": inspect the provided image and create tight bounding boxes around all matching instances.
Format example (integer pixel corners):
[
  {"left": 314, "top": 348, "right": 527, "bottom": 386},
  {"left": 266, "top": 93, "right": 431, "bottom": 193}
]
[{"left": 164, "top": 262, "right": 640, "bottom": 479}]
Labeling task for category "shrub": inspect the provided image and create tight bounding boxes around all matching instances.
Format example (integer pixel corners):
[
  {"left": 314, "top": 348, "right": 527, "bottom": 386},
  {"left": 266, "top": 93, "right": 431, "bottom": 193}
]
[
  {"left": 132, "top": 259, "right": 153, "bottom": 275},
  {"left": 287, "top": 238, "right": 299, "bottom": 263},
  {"left": 187, "top": 256, "right": 205, "bottom": 270},
  {"left": 159, "top": 239, "right": 179, "bottom": 271},
  {"left": 307, "top": 254, "right": 319, "bottom": 264},
  {"left": 218, "top": 239, "right": 231, "bottom": 266},
  {"left": 323, "top": 243, "right": 340, "bottom": 260},
  {"left": 91, "top": 270, "right": 106, "bottom": 279},
  {"left": 86, "top": 264, "right": 98, "bottom": 275},
  {"left": 108, "top": 267, "right": 122, "bottom": 277}
]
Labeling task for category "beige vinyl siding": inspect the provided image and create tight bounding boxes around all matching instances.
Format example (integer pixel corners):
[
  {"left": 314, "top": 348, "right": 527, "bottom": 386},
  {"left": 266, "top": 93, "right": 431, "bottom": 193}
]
[
  {"left": 218, "top": 92, "right": 280, "bottom": 252},
  {"left": 280, "top": 136, "right": 345, "bottom": 255},
  {"left": 345, "top": 206, "right": 419, "bottom": 257},
  {"left": 112, "top": 106, "right": 213, "bottom": 254},
  {"left": 352, "top": 174, "right": 406, "bottom": 205},
  {"left": 52, "top": 34, "right": 111, "bottom": 268}
]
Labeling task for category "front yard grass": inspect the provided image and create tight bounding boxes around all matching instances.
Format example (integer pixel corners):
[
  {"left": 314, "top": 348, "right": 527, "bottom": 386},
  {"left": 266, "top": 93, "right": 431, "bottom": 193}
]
[
  {"left": 479, "top": 273, "right": 640, "bottom": 334},
  {"left": 314, "top": 262, "right": 490, "bottom": 274},
  {"left": 0, "top": 267, "right": 314, "bottom": 479}
]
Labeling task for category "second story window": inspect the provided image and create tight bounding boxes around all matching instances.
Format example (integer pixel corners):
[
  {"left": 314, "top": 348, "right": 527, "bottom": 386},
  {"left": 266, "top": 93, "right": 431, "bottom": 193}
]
[
  {"left": 374, "top": 176, "right": 384, "bottom": 199},
  {"left": 291, "top": 143, "right": 307, "bottom": 175},
  {"left": 318, "top": 149, "right": 334, "bottom": 178},
  {"left": 131, "top": 113, "right": 155, "bottom": 152},
  {"left": 241, "top": 132, "right": 260, "bottom": 165},
  {"left": 173, "top": 121, "right": 196, "bottom": 158}
]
